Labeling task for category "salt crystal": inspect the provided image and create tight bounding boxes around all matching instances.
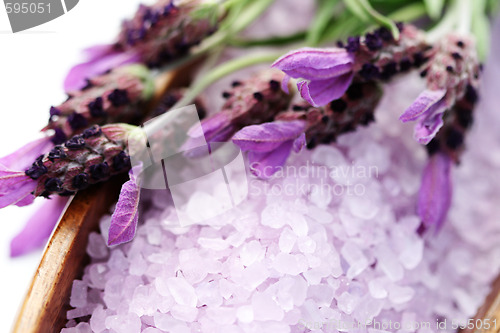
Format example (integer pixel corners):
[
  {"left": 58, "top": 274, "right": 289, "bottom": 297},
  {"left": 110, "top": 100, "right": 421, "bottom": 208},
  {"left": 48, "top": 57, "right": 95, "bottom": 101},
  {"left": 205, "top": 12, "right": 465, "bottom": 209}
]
[
  {"left": 130, "top": 285, "right": 160, "bottom": 316},
  {"left": 240, "top": 261, "right": 269, "bottom": 289},
  {"left": 70, "top": 280, "right": 88, "bottom": 308},
  {"left": 336, "top": 292, "right": 359, "bottom": 315},
  {"left": 279, "top": 227, "right": 297, "bottom": 253},
  {"left": 276, "top": 276, "right": 308, "bottom": 310},
  {"left": 261, "top": 203, "right": 287, "bottom": 228},
  {"left": 286, "top": 213, "right": 308, "bottom": 236},
  {"left": 374, "top": 244, "right": 404, "bottom": 281},
  {"left": 105, "top": 313, "right": 141, "bottom": 333},
  {"left": 388, "top": 285, "right": 415, "bottom": 304},
  {"left": 398, "top": 236, "right": 424, "bottom": 270},
  {"left": 341, "top": 241, "right": 369, "bottom": 279},
  {"left": 178, "top": 250, "right": 208, "bottom": 284},
  {"left": 307, "top": 284, "right": 334, "bottom": 307},
  {"left": 206, "top": 307, "right": 236, "bottom": 325},
  {"left": 306, "top": 206, "right": 334, "bottom": 224},
  {"left": 89, "top": 305, "right": 107, "bottom": 333},
  {"left": 66, "top": 306, "right": 94, "bottom": 320},
  {"left": 108, "top": 249, "right": 129, "bottom": 272},
  {"left": 198, "top": 237, "right": 228, "bottom": 250},
  {"left": 368, "top": 278, "right": 389, "bottom": 299},
  {"left": 196, "top": 280, "right": 223, "bottom": 307},
  {"left": 142, "top": 328, "right": 164, "bottom": 333},
  {"left": 153, "top": 312, "right": 183, "bottom": 331},
  {"left": 297, "top": 236, "right": 316, "bottom": 253},
  {"left": 311, "top": 145, "right": 348, "bottom": 167},
  {"left": 128, "top": 253, "right": 148, "bottom": 276},
  {"left": 166, "top": 277, "right": 198, "bottom": 307},
  {"left": 252, "top": 292, "right": 284, "bottom": 321},
  {"left": 146, "top": 225, "right": 162, "bottom": 245},
  {"left": 61, "top": 322, "right": 92, "bottom": 333},
  {"left": 86, "top": 232, "right": 109, "bottom": 259},
  {"left": 103, "top": 275, "right": 124, "bottom": 310},
  {"left": 273, "top": 253, "right": 308, "bottom": 276},
  {"left": 236, "top": 305, "right": 254, "bottom": 323},
  {"left": 171, "top": 304, "right": 199, "bottom": 322},
  {"left": 240, "top": 240, "right": 264, "bottom": 266}
]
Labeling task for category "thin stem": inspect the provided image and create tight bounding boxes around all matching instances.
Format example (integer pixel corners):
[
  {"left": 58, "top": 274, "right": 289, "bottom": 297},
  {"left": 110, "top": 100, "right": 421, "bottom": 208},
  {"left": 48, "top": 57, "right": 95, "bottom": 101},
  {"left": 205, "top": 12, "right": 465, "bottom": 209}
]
[
  {"left": 457, "top": 0, "right": 473, "bottom": 35},
  {"left": 172, "top": 52, "right": 282, "bottom": 109},
  {"left": 426, "top": 1, "right": 458, "bottom": 43},
  {"left": 228, "top": 31, "right": 307, "bottom": 48}
]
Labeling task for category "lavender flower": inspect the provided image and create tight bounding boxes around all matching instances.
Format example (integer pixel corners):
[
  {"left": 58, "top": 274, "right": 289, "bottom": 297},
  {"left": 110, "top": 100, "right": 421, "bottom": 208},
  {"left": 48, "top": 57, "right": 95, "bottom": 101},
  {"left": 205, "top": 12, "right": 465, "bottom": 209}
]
[
  {"left": 188, "top": 71, "right": 293, "bottom": 144},
  {"left": 108, "top": 164, "right": 142, "bottom": 246},
  {"left": 10, "top": 196, "right": 69, "bottom": 257},
  {"left": 24, "top": 124, "right": 134, "bottom": 199},
  {"left": 65, "top": 0, "right": 219, "bottom": 91},
  {"left": 400, "top": 34, "right": 481, "bottom": 144},
  {"left": 417, "top": 152, "right": 452, "bottom": 232},
  {"left": 232, "top": 120, "right": 306, "bottom": 178},
  {"left": 272, "top": 24, "right": 428, "bottom": 106},
  {"left": 46, "top": 65, "right": 155, "bottom": 145}
]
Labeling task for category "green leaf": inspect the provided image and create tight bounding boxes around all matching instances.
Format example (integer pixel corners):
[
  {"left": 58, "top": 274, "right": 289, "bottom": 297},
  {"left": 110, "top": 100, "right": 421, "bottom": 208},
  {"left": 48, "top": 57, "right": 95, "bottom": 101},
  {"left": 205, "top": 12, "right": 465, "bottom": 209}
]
[
  {"left": 388, "top": 2, "right": 427, "bottom": 22},
  {"left": 423, "top": 0, "right": 445, "bottom": 20},
  {"left": 344, "top": 0, "right": 399, "bottom": 39},
  {"left": 306, "top": 0, "right": 339, "bottom": 46},
  {"left": 343, "top": 0, "right": 370, "bottom": 21}
]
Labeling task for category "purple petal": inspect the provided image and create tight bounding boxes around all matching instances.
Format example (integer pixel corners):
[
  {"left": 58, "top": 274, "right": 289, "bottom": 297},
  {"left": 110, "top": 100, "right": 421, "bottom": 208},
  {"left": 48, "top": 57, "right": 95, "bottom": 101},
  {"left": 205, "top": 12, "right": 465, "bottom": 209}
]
[
  {"left": 10, "top": 196, "right": 69, "bottom": 257},
  {"left": 400, "top": 89, "right": 447, "bottom": 122},
  {"left": 188, "top": 112, "right": 231, "bottom": 142},
  {"left": 272, "top": 48, "right": 354, "bottom": 80},
  {"left": 0, "top": 165, "right": 37, "bottom": 208},
  {"left": 15, "top": 193, "right": 36, "bottom": 207},
  {"left": 298, "top": 72, "right": 354, "bottom": 107},
  {"left": 0, "top": 136, "right": 53, "bottom": 171},
  {"left": 108, "top": 174, "right": 141, "bottom": 246},
  {"left": 64, "top": 49, "right": 141, "bottom": 92},
  {"left": 414, "top": 113, "right": 444, "bottom": 144},
  {"left": 417, "top": 153, "right": 452, "bottom": 231},
  {"left": 281, "top": 75, "right": 291, "bottom": 94},
  {"left": 248, "top": 140, "right": 294, "bottom": 179},
  {"left": 232, "top": 120, "right": 306, "bottom": 153},
  {"left": 293, "top": 133, "right": 306, "bottom": 153}
]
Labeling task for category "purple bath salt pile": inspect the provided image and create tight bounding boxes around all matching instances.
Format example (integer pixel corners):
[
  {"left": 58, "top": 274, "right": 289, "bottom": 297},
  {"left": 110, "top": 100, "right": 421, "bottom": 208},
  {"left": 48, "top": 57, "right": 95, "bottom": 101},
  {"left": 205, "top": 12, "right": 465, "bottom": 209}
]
[{"left": 62, "top": 73, "right": 500, "bottom": 333}]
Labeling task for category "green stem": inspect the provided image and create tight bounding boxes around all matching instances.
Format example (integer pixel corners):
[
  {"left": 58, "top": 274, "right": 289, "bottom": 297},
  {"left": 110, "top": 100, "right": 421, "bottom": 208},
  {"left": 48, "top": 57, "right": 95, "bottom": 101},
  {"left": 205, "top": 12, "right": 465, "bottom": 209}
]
[
  {"left": 426, "top": 1, "right": 459, "bottom": 42},
  {"left": 172, "top": 52, "right": 282, "bottom": 109},
  {"left": 230, "top": 0, "right": 276, "bottom": 34},
  {"left": 457, "top": 0, "right": 473, "bottom": 35},
  {"left": 228, "top": 31, "right": 307, "bottom": 48}
]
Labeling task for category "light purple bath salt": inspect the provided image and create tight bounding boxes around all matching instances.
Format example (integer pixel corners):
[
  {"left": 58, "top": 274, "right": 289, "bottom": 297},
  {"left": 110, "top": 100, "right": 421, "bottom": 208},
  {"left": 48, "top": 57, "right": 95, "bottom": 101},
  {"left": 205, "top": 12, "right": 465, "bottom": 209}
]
[{"left": 60, "top": 70, "right": 500, "bottom": 333}]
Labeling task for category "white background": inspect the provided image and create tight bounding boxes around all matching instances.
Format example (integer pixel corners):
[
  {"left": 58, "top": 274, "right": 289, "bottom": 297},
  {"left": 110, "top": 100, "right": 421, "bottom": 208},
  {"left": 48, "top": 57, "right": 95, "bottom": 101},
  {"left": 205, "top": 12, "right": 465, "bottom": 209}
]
[{"left": 0, "top": 0, "right": 144, "bottom": 330}]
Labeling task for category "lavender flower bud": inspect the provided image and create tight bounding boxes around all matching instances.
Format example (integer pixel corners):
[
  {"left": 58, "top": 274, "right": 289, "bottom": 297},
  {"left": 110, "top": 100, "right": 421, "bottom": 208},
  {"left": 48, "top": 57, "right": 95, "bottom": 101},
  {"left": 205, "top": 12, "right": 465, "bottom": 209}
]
[
  {"left": 116, "top": 0, "right": 219, "bottom": 67},
  {"left": 26, "top": 124, "right": 135, "bottom": 197},
  {"left": 347, "top": 24, "right": 430, "bottom": 82},
  {"left": 275, "top": 80, "right": 382, "bottom": 149},
  {"left": 44, "top": 65, "right": 155, "bottom": 145},
  {"left": 197, "top": 71, "right": 293, "bottom": 143}
]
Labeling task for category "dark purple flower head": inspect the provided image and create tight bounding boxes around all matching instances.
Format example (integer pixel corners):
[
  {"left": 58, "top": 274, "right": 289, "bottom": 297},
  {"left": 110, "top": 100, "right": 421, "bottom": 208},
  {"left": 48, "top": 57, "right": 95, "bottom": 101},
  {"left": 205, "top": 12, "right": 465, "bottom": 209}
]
[
  {"left": 21, "top": 124, "right": 134, "bottom": 198},
  {"left": 45, "top": 65, "right": 154, "bottom": 142}
]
